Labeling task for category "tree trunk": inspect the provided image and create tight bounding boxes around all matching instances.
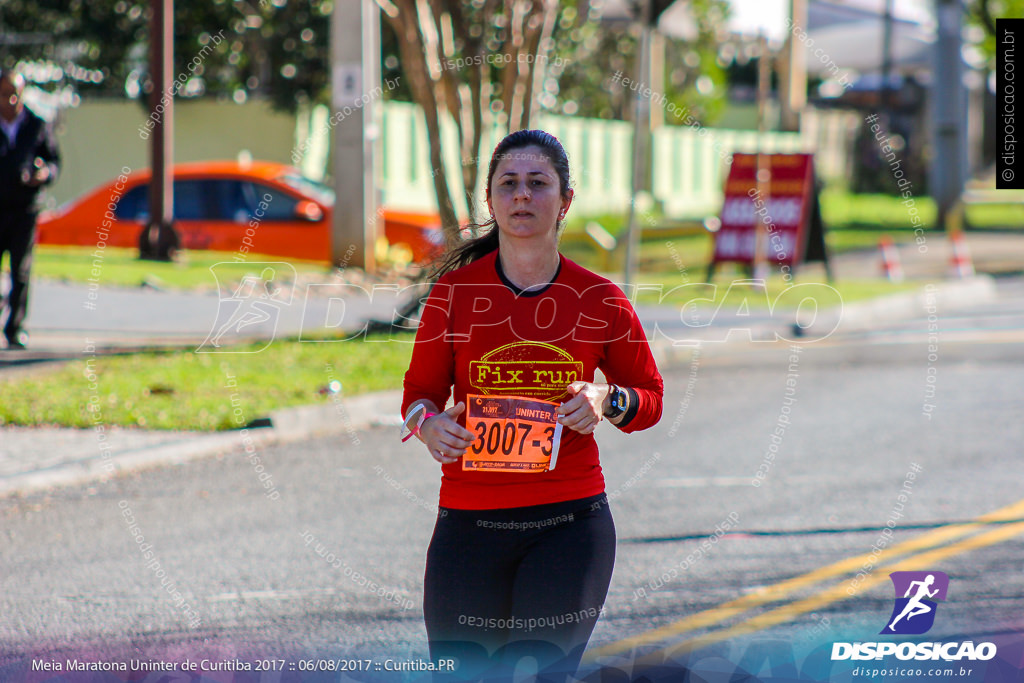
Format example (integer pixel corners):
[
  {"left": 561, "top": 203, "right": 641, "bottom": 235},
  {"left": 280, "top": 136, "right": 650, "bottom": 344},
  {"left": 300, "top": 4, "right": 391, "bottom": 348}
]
[{"left": 383, "top": 0, "right": 460, "bottom": 239}]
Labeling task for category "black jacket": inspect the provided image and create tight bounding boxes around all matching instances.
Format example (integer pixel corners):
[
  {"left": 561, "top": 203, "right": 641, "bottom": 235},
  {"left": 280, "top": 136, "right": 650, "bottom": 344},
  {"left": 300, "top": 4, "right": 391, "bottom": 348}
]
[{"left": 0, "top": 107, "right": 61, "bottom": 212}]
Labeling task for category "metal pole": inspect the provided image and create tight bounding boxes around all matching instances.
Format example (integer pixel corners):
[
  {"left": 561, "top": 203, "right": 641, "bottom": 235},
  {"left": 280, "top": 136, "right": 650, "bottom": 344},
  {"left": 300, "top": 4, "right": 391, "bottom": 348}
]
[
  {"left": 623, "top": 3, "right": 652, "bottom": 287},
  {"left": 780, "top": 0, "right": 807, "bottom": 131},
  {"left": 752, "top": 33, "right": 771, "bottom": 283},
  {"left": 331, "top": 0, "right": 379, "bottom": 270},
  {"left": 649, "top": 31, "right": 665, "bottom": 130},
  {"left": 881, "top": 0, "right": 894, "bottom": 118},
  {"left": 142, "top": 0, "right": 177, "bottom": 261}
]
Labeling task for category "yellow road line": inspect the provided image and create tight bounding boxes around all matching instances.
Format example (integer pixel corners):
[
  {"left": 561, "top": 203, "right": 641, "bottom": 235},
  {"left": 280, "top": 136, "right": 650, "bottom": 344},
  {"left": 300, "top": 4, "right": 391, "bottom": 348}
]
[
  {"left": 587, "top": 497, "right": 1024, "bottom": 660},
  {"left": 649, "top": 518, "right": 1024, "bottom": 663}
]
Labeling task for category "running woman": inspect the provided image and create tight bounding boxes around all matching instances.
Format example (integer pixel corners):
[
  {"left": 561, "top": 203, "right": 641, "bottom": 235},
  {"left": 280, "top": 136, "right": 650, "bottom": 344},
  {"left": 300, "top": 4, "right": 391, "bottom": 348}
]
[{"left": 401, "top": 129, "right": 663, "bottom": 681}]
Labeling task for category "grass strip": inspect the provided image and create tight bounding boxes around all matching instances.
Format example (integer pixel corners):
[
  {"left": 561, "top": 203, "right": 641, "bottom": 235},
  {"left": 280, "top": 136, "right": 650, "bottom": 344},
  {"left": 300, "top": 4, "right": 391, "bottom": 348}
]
[
  {"left": 30, "top": 246, "right": 331, "bottom": 290},
  {"left": 0, "top": 334, "right": 413, "bottom": 431}
]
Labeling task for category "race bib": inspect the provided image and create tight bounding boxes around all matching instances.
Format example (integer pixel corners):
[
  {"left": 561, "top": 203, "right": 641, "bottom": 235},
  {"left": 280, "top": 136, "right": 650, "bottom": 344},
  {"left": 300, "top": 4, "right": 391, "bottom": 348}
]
[{"left": 463, "top": 394, "right": 563, "bottom": 473}]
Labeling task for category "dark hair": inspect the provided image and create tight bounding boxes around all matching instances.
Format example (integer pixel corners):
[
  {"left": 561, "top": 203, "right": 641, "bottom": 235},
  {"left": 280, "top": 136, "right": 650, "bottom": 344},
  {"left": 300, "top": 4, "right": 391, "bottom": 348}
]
[{"left": 431, "top": 129, "right": 571, "bottom": 279}]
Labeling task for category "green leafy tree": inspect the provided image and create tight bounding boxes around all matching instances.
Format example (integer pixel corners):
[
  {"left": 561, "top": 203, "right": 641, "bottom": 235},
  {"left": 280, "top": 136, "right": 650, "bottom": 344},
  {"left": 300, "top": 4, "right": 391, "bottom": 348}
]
[
  {"left": 2, "top": 0, "right": 731, "bottom": 233},
  {"left": 376, "top": 0, "right": 566, "bottom": 235},
  {"left": 965, "top": 0, "right": 1024, "bottom": 67},
  {"left": 375, "top": 0, "right": 731, "bottom": 235},
  {"left": 0, "top": 0, "right": 334, "bottom": 112},
  {"left": 550, "top": 0, "right": 730, "bottom": 125}
]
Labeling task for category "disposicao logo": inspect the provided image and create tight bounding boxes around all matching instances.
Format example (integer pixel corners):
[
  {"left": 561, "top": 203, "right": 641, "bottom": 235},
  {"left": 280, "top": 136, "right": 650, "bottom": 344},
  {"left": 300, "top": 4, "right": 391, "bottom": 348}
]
[
  {"left": 882, "top": 570, "right": 949, "bottom": 635},
  {"left": 831, "top": 571, "right": 997, "bottom": 663}
]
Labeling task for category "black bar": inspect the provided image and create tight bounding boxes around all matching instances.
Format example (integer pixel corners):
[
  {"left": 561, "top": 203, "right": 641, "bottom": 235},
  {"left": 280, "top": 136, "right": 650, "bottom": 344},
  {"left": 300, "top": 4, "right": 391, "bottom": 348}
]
[{"left": 996, "top": 18, "right": 1024, "bottom": 189}]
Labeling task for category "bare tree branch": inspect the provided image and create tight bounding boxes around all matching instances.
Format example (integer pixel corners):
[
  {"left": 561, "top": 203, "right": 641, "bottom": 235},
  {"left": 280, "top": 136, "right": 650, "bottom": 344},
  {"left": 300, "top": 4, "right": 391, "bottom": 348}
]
[
  {"left": 382, "top": 0, "right": 460, "bottom": 237},
  {"left": 379, "top": 0, "right": 559, "bottom": 237}
]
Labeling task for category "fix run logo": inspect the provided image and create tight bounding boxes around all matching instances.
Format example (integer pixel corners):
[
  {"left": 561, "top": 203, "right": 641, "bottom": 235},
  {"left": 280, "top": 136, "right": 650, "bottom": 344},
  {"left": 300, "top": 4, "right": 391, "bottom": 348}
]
[{"left": 881, "top": 571, "right": 949, "bottom": 635}]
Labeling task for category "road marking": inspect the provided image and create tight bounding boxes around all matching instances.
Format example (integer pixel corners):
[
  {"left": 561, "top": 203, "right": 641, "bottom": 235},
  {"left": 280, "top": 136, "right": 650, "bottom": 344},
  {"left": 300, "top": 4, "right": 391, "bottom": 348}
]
[
  {"left": 208, "top": 588, "right": 342, "bottom": 601},
  {"left": 654, "top": 477, "right": 755, "bottom": 488},
  {"left": 586, "top": 524, "right": 973, "bottom": 659},
  {"left": 209, "top": 589, "right": 323, "bottom": 601},
  {"left": 587, "top": 496, "right": 1024, "bottom": 660},
  {"left": 649, "top": 518, "right": 1024, "bottom": 663}
]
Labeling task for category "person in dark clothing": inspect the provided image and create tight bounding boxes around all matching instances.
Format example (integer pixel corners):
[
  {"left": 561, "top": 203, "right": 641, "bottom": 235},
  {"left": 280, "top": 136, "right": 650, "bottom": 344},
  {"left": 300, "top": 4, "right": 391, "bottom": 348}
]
[{"left": 0, "top": 67, "right": 60, "bottom": 349}]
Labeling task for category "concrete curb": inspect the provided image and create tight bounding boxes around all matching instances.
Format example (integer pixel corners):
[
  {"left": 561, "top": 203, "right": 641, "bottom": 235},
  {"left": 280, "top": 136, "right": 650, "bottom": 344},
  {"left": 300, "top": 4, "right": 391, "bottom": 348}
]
[
  {"left": 0, "top": 391, "right": 404, "bottom": 500},
  {"left": 0, "top": 432, "right": 263, "bottom": 500}
]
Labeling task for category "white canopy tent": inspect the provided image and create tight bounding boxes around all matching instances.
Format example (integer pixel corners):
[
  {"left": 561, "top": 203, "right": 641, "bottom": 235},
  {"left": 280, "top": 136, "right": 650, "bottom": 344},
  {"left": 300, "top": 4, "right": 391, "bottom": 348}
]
[{"left": 599, "top": 0, "right": 935, "bottom": 74}]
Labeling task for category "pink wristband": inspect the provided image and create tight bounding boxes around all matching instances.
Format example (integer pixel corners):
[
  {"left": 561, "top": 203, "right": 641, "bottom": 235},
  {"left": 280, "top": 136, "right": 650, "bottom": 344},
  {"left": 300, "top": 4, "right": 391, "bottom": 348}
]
[{"left": 401, "top": 410, "right": 437, "bottom": 442}]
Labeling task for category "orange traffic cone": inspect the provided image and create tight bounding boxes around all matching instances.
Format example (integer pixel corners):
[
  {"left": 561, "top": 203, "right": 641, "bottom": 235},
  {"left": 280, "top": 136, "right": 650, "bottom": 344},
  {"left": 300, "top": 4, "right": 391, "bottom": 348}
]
[
  {"left": 949, "top": 231, "right": 975, "bottom": 278},
  {"left": 879, "top": 236, "right": 904, "bottom": 282}
]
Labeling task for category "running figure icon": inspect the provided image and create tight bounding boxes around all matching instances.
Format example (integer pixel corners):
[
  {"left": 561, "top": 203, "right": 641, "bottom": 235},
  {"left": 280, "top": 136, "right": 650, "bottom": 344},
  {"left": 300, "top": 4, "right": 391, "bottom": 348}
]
[
  {"left": 888, "top": 574, "right": 938, "bottom": 631},
  {"left": 881, "top": 570, "right": 949, "bottom": 635}
]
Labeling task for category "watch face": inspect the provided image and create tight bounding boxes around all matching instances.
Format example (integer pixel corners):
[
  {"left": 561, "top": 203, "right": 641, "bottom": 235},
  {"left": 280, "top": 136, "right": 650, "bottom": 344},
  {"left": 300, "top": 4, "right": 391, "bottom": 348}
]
[{"left": 605, "top": 387, "right": 625, "bottom": 417}]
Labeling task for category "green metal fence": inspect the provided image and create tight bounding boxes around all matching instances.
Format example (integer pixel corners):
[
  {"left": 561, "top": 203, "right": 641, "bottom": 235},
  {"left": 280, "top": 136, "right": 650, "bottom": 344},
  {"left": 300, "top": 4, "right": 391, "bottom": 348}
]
[{"left": 51, "top": 98, "right": 837, "bottom": 221}]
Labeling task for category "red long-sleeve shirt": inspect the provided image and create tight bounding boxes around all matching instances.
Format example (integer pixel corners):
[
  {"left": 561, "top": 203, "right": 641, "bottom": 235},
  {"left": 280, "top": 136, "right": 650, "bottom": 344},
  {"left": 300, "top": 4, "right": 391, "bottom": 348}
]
[{"left": 402, "top": 250, "right": 663, "bottom": 509}]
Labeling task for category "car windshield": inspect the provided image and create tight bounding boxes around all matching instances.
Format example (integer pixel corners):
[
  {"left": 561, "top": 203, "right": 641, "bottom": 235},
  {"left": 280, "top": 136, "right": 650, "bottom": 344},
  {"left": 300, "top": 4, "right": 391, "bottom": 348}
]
[{"left": 279, "top": 173, "right": 335, "bottom": 206}]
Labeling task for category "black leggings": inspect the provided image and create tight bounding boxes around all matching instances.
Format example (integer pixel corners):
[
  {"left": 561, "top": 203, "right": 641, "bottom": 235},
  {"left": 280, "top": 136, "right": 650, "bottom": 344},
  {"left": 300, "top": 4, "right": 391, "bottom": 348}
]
[{"left": 424, "top": 493, "right": 615, "bottom": 682}]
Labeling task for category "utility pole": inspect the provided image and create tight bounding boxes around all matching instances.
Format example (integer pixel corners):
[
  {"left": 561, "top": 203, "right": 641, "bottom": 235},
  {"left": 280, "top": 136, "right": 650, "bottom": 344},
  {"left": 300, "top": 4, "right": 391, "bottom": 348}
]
[
  {"left": 140, "top": 0, "right": 178, "bottom": 261},
  {"left": 779, "top": 0, "right": 806, "bottom": 132},
  {"left": 930, "top": 0, "right": 967, "bottom": 231},
  {"left": 881, "top": 0, "right": 894, "bottom": 118},
  {"left": 623, "top": 0, "right": 653, "bottom": 288},
  {"left": 649, "top": 31, "right": 666, "bottom": 130},
  {"left": 752, "top": 32, "right": 772, "bottom": 284},
  {"left": 330, "top": 0, "right": 380, "bottom": 271}
]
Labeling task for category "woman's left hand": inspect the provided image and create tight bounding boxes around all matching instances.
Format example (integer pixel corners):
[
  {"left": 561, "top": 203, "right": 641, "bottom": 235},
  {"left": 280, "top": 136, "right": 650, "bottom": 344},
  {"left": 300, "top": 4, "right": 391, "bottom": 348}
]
[{"left": 556, "top": 381, "right": 610, "bottom": 435}]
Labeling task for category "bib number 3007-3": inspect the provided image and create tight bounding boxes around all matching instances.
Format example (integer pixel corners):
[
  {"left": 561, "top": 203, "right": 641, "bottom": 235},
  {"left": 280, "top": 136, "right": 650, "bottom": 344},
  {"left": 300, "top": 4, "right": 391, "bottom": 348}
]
[{"left": 463, "top": 394, "right": 563, "bottom": 473}]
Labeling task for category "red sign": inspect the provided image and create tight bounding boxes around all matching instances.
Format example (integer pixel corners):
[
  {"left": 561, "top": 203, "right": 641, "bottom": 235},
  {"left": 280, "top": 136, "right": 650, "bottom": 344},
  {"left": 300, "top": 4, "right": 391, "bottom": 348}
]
[{"left": 713, "top": 153, "right": 815, "bottom": 268}]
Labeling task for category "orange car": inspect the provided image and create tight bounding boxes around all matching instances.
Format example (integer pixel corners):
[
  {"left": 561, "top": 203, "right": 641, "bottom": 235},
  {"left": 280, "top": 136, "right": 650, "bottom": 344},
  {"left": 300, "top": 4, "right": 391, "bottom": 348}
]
[{"left": 37, "top": 160, "right": 445, "bottom": 264}]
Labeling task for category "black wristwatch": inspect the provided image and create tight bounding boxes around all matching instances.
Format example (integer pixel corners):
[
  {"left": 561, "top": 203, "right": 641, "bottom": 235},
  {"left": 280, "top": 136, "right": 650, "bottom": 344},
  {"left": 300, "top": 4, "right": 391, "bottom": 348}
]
[{"left": 603, "top": 384, "right": 627, "bottom": 419}]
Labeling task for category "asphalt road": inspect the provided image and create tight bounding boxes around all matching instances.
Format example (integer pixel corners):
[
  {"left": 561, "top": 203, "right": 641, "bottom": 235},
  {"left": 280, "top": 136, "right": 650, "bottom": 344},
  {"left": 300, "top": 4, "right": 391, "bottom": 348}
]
[{"left": 1, "top": 282, "right": 1023, "bottom": 682}]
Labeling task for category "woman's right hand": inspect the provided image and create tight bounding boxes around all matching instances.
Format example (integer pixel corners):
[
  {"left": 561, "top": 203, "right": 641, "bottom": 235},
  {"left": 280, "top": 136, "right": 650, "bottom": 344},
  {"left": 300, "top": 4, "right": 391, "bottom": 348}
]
[{"left": 420, "top": 402, "right": 475, "bottom": 465}]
